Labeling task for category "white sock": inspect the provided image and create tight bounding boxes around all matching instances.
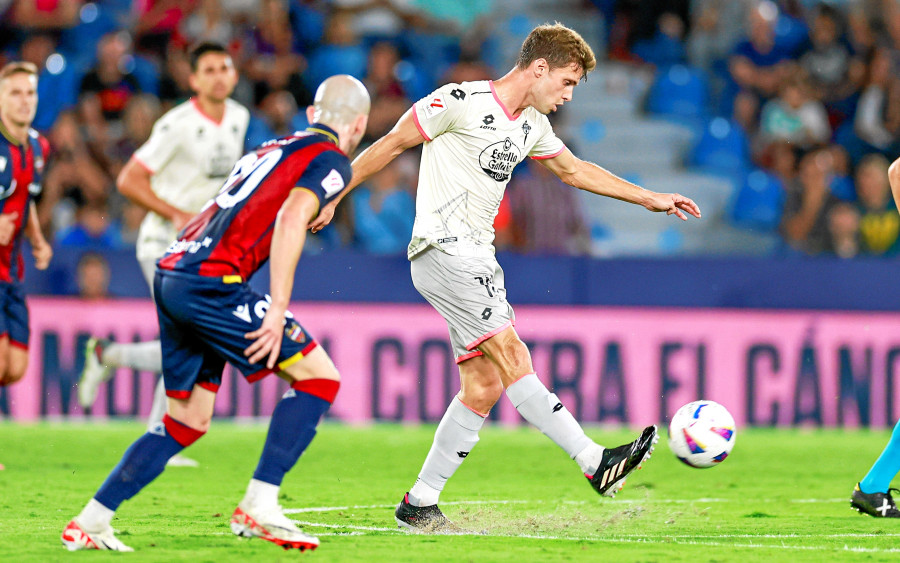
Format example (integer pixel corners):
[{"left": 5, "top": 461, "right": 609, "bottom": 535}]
[
  {"left": 78, "top": 498, "right": 114, "bottom": 531},
  {"left": 408, "top": 397, "right": 485, "bottom": 507},
  {"left": 506, "top": 373, "right": 595, "bottom": 465},
  {"left": 574, "top": 442, "right": 606, "bottom": 476},
  {"left": 147, "top": 378, "right": 167, "bottom": 432},
  {"left": 102, "top": 341, "right": 163, "bottom": 372},
  {"left": 243, "top": 479, "right": 280, "bottom": 510}
]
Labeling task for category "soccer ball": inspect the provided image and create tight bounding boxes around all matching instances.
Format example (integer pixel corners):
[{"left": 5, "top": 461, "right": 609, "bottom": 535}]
[{"left": 667, "top": 400, "right": 736, "bottom": 468}]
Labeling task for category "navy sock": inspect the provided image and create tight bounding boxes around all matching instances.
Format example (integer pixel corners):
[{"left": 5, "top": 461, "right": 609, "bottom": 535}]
[
  {"left": 95, "top": 416, "right": 202, "bottom": 510},
  {"left": 253, "top": 387, "right": 333, "bottom": 486}
]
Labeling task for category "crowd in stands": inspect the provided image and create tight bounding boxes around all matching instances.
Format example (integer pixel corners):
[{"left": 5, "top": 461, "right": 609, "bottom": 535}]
[
  {"left": 635, "top": 0, "right": 900, "bottom": 257},
  {"left": 3, "top": 0, "right": 900, "bottom": 265}
]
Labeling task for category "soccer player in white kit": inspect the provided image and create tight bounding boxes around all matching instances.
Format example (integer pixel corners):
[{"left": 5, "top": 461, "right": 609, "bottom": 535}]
[
  {"left": 311, "top": 23, "right": 702, "bottom": 530},
  {"left": 78, "top": 42, "right": 249, "bottom": 467}
]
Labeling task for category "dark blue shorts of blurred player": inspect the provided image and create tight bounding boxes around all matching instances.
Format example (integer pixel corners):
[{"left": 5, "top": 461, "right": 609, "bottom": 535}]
[
  {"left": 0, "top": 282, "right": 29, "bottom": 349},
  {"left": 153, "top": 270, "right": 317, "bottom": 399}
]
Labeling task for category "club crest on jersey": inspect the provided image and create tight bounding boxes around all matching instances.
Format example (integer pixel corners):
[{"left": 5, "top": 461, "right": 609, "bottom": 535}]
[
  {"left": 423, "top": 93, "right": 447, "bottom": 119},
  {"left": 0, "top": 179, "right": 16, "bottom": 200},
  {"left": 478, "top": 137, "right": 522, "bottom": 182}
]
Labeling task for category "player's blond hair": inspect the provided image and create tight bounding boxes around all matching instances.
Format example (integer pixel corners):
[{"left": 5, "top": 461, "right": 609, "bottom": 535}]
[
  {"left": 0, "top": 62, "right": 38, "bottom": 86},
  {"left": 516, "top": 23, "right": 596, "bottom": 78}
]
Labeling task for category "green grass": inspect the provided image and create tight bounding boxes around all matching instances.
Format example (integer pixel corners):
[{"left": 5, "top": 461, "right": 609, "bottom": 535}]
[{"left": 1, "top": 421, "right": 899, "bottom": 562}]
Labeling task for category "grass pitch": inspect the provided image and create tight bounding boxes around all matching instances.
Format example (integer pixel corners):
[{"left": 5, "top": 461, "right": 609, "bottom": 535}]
[{"left": 1, "top": 421, "right": 898, "bottom": 562}]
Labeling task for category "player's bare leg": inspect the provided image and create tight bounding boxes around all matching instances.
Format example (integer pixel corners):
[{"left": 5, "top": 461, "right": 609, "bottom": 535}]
[
  {"left": 231, "top": 346, "right": 339, "bottom": 552},
  {"left": 63, "top": 387, "right": 214, "bottom": 551},
  {"left": 480, "top": 326, "right": 657, "bottom": 497}
]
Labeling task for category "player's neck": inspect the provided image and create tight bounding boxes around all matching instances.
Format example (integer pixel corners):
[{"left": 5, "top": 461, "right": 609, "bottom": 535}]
[
  {"left": 0, "top": 114, "right": 28, "bottom": 145},
  {"left": 193, "top": 96, "right": 227, "bottom": 123},
  {"left": 491, "top": 70, "right": 531, "bottom": 117}
]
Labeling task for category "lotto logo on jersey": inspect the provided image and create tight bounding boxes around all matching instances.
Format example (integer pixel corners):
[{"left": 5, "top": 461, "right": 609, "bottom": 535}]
[
  {"left": 423, "top": 93, "right": 447, "bottom": 119},
  {"left": 321, "top": 169, "right": 345, "bottom": 197}
]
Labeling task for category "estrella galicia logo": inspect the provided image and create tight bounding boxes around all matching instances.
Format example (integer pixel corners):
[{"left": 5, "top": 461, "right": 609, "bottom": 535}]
[
  {"left": 483, "top": 114, "right": 494, "bottom": 125},
  {"left": 478, "top": 137, "right": 521, "bottom": 182}
]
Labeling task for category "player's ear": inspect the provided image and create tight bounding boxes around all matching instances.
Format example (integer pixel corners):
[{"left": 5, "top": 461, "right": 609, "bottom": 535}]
[
  {"left": 188, "top": 73, "right": 199, "bottom": 93},
  {"left": 306, "top": 105, "right": 315, "bottom": 124},
  {"left": 533, "top": 58, "right": 548, "bottom": 78}
]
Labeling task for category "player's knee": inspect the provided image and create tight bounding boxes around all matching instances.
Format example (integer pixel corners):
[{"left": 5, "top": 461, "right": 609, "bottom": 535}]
[
  {"left": 460, "top": 378, "right": 503, "bottom": 412},
  {"left": 163, "top": 414, "right": 208, "bottom": 445}
]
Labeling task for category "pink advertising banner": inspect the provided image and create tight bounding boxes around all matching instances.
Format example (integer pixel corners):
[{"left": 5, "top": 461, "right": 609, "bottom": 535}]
[{"left": 3, "top": 298, "right": 900, "bottom": 427}]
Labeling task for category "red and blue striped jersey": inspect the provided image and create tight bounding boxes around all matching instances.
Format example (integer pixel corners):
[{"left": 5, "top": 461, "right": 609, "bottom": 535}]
[
  {"left": 158, "top": 125, "right": 351, "bottom": 280},
  {"left": 0, "top": 125, "right": 48, "bottom": 283}
]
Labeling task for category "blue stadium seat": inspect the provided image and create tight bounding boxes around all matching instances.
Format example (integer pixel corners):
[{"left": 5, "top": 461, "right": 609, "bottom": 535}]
[
  {"left": 305, "top": 45, "right": 368, "bottom": 91},
  {"left": 729, "top": 169, "right": 786, "bottom": 232},
  {"left": 646, "top": 64, "right": 710, "bottom": 122},
  {"left": 687, "top": 117, "right": 751, "bottom": 179}
]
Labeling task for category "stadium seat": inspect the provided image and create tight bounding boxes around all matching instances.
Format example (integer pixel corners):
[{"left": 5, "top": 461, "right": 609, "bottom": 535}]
[
  {"left": 686, "top": 117, "right": 751, "bottom": 184},
  {"left": 729, "top": 169, "right": 786, "bottom": 232},
  {"left": 646, "top": 64, "right": 710, "bottom": 124}
]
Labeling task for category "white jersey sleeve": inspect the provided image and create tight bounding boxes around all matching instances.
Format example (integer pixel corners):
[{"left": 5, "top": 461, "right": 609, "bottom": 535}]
[
  {"left": 412, "top": 83, "right": 468, "bottom": 141},
  {"left": 133, "top": 112, "right": 181, "bottom": 173},
  {"left": 527, "top": 114, "right": 565, "bottom": 159}
]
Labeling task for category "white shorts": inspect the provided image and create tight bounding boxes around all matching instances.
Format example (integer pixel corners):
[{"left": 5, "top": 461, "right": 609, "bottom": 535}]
[{"left": 410, "top": 246, "right": 514, "bottom": 363}]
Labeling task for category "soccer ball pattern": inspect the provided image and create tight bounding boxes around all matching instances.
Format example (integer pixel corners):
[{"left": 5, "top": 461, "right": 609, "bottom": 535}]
[{"left": 667, "top": 400, "right": 736, "bottom": 468}]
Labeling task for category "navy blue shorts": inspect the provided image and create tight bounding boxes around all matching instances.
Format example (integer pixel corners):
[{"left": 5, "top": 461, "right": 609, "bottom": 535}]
[
  {"left": 154, "top": 270, "right": 317, "bottom": 399},
  {"left": 0, "top": 282, "right": 29, "bottom": 349}
]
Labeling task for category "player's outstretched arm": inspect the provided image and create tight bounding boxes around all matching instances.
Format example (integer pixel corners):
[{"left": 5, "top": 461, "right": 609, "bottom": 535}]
[
  {"left": 117, "top": 158, "right": 194, "bottom": 230},
  {"left": 538, "top": 148, "right": 701, "bottom": 221},
  {"left": 25, "top": 202, "right": 51, "bottom": 270},
  {"left": 244, "top": 189, "right": 319, "bottom": 369},
  {"left": 889, "top": 157, "right": 900, "bottom": 215},
  {"left": 309, "top": 108, "right": 425, "bottom": 233}
]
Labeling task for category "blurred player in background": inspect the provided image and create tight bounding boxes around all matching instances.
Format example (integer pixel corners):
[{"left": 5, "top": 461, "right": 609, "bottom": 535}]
[
  {"left": 0, "top": 61, "right": 53, "bottom": 471},
  {"left": 311, "top": 23, "right": 701, "bottom": 531},
  {"left": 62, "top": 75, "right": 370, "bottom": 552},
  {"left": 0, "top": 62, "right": 53, "bottom": 388},
  {"left": 77, "top": 42, "right": 249, "bottom": 467},
  {"left": 850, "top": 156, "right": 900, "bottom": 518}
]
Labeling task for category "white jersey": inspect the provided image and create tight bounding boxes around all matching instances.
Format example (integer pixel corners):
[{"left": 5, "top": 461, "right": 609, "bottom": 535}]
[
  {"left": 409, "top": 80, "right": 564, "bottom": 259},
  {"left": 133, "top": 98, "right": 249, "bottom": 261}
]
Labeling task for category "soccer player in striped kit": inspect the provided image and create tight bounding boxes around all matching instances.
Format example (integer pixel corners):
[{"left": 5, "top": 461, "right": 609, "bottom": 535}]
[
  {"left": 62, "top": 75, "right": 370, "bottom": 552},
  {"left": 0, "top": 61, "right": 52, "bottom": 388}
]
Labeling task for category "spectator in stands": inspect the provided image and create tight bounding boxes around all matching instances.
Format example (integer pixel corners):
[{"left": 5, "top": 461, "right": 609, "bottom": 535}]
[
  {"left": 55, "top": 201, "right": 125, "bottom": 250},
  {"left": 351, "top": 158, "right": 415, "bottom": 254},
  {"left": 826, "top": 201, "right": 861, "bottom": 258},
  {"left": 758, "top": 72, "right": 831, "bottom": 150},
  {"left": 39, "top": 111, "right": 111, "bottom": 236},
  {"left": 305, "top": 10, "right": 368, "bottom": 94},
  {"left": 504, "top": 158, "right": 591, "bottom": 255},
  {"left": 157, "top": 44, "right": 194, "bottom": 110},
  {"left": 855, "top": 46, "right": 900, "bottom": 153},
  {"left": 107, "top": 94, "right": 162, "bottom": 179},
  {"left": 76, "top": 252, "right": 111, "bottom": 300},
  {"left": 687, "top": 0, "right": 750, "bottom": 72},
  {"left": 16, "top": 33, "right": 64, "bottom": 131},
  {"left": 10, "top": 0, "right": 81, "bottom": 39},
  {"left": 245, "top": 89, "right": 299, "bottom": 149},
  {"left": 854, "top": 153, "right": 900, "bottom": 255},
  {"left": 182, "top": 0, "right": 234, "bottom": 46},
  {"left": 798, "top": 3, "right": 864, "bottom": 122},
  {"left": 363, "top": 41, "right": 409, "bottom": 143},
  {"left": 78, "top": 32, "right": 143, "bottom": 153},
  {"left": 241, "top": 0, "right": 310, "bottom": 107},
  {"left": 780, "top": 149, "right": 840, "bottom": 254},
  {"left": 728, "top": 1, "right": 794, "bottom": 103},
  {"left": 134, "top": 0, "right": 196, "bottom": 60},
  {"left": 632, "top": 11, "right": 687, "bottom": 68},
  {"left": 330, "top": 0, "right": 417, "bottom": 45}
]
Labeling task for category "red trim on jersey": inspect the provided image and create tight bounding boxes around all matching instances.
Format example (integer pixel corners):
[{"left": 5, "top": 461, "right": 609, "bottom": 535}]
[
  {"left": 9, "top": 339, "right": 27, "bottom": 351},
  {"left": 530, "top": 145, "right": 566, "bottom": 160},
  {"left": 412, "top": 107, "right": 432, "bottom": 141},
  {"left": 132, "top": 155, "right": 156, "bottom": 174},
  {"left": 163, "top": 414, "right": 206, "bottom": 446},
  {"left": 198, "top": 381, "right": 220, "bottom": 393},
  {"left": 455, "top": 350, "right": 483, "bottom": 364},
  {"left": 465, "top": 321, "right": 513, "bottom": 351},
  {"left": 191, "top": 97, "right": 225, "bottom": 126},
  {"left": 246, "top": 368, "right": 273, "bottom": 384},
  {"left": 489, "top": 80, "right": 522, "bottom": 121},
  {"left": 290, "top": 378, "right": 340, "bottom": 403}
]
